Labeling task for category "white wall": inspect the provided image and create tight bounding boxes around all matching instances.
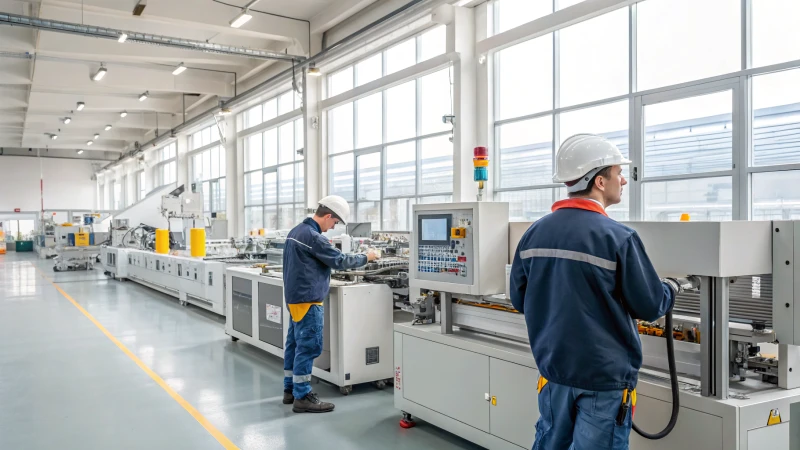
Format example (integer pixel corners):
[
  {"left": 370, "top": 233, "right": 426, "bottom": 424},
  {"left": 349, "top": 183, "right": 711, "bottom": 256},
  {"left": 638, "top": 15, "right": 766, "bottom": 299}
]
[{"left": 0, "top": 157, "right": 97, "bottom": 212}]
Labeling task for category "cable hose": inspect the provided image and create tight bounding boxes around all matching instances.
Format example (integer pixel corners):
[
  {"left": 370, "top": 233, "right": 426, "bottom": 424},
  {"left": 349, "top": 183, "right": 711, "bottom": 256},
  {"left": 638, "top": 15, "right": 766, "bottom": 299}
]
[{"left": 632, "top": 310, "right": 679, "bottom": 440}]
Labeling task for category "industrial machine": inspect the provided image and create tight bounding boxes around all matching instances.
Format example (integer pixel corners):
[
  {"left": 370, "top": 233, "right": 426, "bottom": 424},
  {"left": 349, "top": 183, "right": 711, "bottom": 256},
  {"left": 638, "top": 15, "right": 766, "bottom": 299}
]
[
  {"left": 52, "top": 214, "right": 108, "bottom": 271},
  {"left": 394, "top": 203, "right": 799, "bottom": 450},
  {"left": 226, "top": 231, "right": 411, "bottom": 394}
]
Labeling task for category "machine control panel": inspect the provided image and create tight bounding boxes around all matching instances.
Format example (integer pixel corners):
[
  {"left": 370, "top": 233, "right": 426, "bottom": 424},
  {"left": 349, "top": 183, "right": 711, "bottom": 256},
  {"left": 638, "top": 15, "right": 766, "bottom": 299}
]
[{"left": 415, "top": 211, "right": 474, "bottom": 286}]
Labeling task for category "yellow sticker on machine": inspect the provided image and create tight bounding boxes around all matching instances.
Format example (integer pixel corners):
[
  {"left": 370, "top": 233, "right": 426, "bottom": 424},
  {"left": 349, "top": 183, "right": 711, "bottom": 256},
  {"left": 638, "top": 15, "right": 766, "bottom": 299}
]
[{"left": 767, "top": 409, "right": 782, "bottom": 426}]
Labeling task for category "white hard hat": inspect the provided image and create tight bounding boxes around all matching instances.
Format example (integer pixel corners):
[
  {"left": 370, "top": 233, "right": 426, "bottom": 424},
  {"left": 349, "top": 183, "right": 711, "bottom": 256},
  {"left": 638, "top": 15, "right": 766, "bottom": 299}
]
[
  {"left": 553, "top": 134, "right": 631, "bottom": 193},
  {"left": 318, "top": 195, "right": 351, "bottom": 224}
]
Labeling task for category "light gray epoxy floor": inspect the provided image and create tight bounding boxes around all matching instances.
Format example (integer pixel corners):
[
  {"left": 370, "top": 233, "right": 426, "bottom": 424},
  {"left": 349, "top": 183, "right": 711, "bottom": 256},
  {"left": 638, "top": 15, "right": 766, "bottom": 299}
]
[{"left": 0, "top": 252, "right": 482, "bottom": 450}]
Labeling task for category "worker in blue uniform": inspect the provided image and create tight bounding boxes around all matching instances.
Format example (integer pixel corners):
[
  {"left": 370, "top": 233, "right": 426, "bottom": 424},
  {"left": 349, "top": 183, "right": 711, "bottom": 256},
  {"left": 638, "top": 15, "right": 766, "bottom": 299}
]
[
  {"left": 509, "top": 134, "right": 700, "bottom": 449},
  {"left": 282, "top": 195, "right": 378, "bottom": 413}
]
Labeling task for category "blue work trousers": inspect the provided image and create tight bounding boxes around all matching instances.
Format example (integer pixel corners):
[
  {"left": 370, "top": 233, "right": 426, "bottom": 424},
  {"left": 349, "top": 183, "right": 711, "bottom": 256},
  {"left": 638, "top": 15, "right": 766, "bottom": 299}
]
[
  {"left": 533, "top": 380, "right": 632, "bottom": 450},
  {"left": 283, "top": 305, "right": 324, "bottom": 400}
]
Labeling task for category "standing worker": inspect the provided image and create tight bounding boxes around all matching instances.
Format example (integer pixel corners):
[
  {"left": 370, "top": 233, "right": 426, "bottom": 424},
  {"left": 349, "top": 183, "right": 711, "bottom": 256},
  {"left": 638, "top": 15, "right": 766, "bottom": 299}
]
[
  {"left": 282, "top": 195, "right": 378, "bottom": 413},
  {"left": 509, "top": 134, "right": 699, "bottom": 449}
]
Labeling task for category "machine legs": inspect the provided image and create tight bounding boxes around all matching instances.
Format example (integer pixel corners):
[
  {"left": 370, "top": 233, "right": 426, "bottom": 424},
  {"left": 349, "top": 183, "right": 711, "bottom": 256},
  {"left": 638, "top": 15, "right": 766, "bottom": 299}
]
[
  {"left": 230, "top": 336, "right": 239, "bottom": 342},
  {"left": 399, "top": 411, "right": 416, "bottom": 429},
  {"left": 339, "top": 385, "right": 353, "bottom": 396}
]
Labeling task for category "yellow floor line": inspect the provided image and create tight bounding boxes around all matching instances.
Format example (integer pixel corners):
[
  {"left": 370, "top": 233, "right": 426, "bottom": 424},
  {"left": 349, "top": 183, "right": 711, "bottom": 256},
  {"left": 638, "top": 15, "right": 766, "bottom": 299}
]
[{"left": 34, "top": 266, "right": 239, "bottom": 450}]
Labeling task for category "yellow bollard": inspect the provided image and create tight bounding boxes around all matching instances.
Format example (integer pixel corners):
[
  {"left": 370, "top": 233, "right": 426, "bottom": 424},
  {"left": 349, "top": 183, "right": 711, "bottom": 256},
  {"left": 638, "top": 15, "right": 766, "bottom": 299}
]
[
  {"left": 155, "top": 229, "right": 170, "bottom": 254},
  {"left": 190, "top": 228, "right": 206, "bottom": 257}
]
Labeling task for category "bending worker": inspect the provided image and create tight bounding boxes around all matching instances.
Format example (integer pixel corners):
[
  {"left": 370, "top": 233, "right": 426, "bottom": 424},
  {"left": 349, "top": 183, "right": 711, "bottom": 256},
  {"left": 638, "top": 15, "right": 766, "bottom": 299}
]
[
  {"left": 282, "top": 195, "right": 378, "bottom": 413},
  {"left": 509, "top": 134, "right": 699, "bottom": 449}
]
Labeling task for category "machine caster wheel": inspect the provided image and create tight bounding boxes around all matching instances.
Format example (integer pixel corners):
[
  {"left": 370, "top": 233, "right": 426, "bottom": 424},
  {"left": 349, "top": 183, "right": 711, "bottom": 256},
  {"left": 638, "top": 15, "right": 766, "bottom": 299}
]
[
  {"left": 231, "top": 336, "right": 239, "bottom": 342},
  {"left": 373, "top": 380, "right": 387, "bottom": 390},
  {"left": 399, "top": 412, "right": 416, "bottom": 429},
  {"left": 339, "top": 386, "right": 353, "bottom": 396}
]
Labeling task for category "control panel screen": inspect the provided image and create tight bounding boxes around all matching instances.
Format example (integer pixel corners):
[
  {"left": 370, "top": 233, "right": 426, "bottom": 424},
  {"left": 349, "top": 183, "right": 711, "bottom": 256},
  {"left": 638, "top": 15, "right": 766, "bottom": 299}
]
[{"left": 419, "top": 214, "right": 451, "bottom": 245}]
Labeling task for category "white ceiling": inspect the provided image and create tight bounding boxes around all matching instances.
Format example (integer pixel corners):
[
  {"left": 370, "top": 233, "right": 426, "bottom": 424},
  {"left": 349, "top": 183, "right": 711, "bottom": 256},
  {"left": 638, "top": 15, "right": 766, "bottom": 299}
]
[{"left": 0, "top": 0, "right": 348, "bottom": 159}]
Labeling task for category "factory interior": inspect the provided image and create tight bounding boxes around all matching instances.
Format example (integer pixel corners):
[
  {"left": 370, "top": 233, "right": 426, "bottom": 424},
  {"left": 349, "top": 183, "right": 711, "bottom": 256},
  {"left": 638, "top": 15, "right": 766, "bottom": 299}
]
[{"left": 1, "top": 0, "right": 800, "bottom": 448}]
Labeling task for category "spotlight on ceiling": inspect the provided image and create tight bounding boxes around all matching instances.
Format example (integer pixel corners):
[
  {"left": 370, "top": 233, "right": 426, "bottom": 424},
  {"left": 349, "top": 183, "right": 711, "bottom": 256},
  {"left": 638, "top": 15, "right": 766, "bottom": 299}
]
[
  {"left": 219, "top": 107, "right": 232, "bottom": 116},
  {"left": 77, "top": 149, "right": 84, "bottom": 155},
  {"left": 118, "top": 33, "right": 128, "bottom": 43},
  {"left": 120, "top": 111, "right": 128, "bottom": 118},
  {"left": 94, "top": 133, "right": 100, "bottom": 140},
  {"left": 172, "top": 63, "right": 187, "bottom": 76},
  {"left": 229, "top": 9, "right": 252, "bottom": 28},
  {"left": 105, "top": 125, "right": 113, "bottom": 131},
  {"left": 49, "top": 133, "right": 58, "bottom": 140},
  {"left": 139, "top": 91, "right": 149, "bottom": 102},
  {"left": 92, "top": 65, "right": 107, "bottom": 81},
  {"left": 63, "top": 117, "right": 72, "bottom": 124},
  {"left": 307, "top": 63, "right": 321, "bottom": 77},
  {"left": 86, "top": 141, "right": 93, "bottom": 146},
  {"left": 133, "top": 0, "right": 146, "bottom": 16},
  {"left": 76, "top": 102, "right": 85, "bottom": 111}
]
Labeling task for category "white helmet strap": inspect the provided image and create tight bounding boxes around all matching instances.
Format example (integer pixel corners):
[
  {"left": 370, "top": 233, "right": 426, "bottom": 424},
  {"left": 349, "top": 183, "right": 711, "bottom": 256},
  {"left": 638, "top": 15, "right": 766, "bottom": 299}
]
[{"left": 566, "top": 166, "right": 607, "bottom": 193}]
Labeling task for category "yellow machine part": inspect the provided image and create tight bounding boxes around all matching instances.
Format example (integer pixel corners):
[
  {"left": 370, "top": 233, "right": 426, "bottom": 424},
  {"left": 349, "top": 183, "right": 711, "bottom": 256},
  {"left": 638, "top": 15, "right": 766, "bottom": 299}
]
[
  {"left": 190, "top": 228, "right": 206, "bottom": 257},
  {"left": 451, "top": 227, "right": 466, "bottom": 238},
  {"left": 155, "top": 229, "right": 170, "bottom": 254},
  {"left": 74, "top": 232, "right": 90, "bottom": 247}
]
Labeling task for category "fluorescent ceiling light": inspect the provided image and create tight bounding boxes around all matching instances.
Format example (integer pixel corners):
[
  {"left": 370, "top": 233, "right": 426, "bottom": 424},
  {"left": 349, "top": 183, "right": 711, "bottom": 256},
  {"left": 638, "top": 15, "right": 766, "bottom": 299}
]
[
  {"left": 454, "top": 0, "right": 471, "bottom": 6},
  {"left": 50, "top": 134, "right": 58, "bottom": 140},
  {"left": 105, "top": 125, "right": 112, "bottom": 131},
  {"left": 120, "top": 111, "right": 128, "bottom": 118},
  {"left": 172, "top": 63, "right": 187, "bottom": 75},
  {"left": 76, "top": 102, "right": 85, "bottom": 111},
  {"left": 77, "top": 149, "right": 84, "bottom": 155},
  {"left": 94, "top": 134, "right": 100, "bottom": 140},
  {"left": 229, "top": 10, "right": 252, "bottom": 28},
  {"left": 118, "top": 33, "right": 128, "bottom": 43},
  {"left": 139, "top": 91, "right": 149, "bottom": 102},
  {"left": 92, "top": 66, "right": 107, "bottom": 81},
  {"left": 86, "top": 141, "right": 93, "bottom": 146},
  {"left": 63, "top": 117, "right": 71, "bottom": 124}
]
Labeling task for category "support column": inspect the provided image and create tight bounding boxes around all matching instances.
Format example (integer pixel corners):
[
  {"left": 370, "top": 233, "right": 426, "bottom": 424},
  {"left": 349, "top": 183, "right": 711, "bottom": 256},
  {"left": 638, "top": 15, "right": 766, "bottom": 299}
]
[
  {"left": 224, "top": 115, "right": 238, "bottom": 237},
  {"left": 700, "top": 276, "right": 730, "bottom": 400},
  {"left": 304, "top": 69, "right": 322, "bottom": 210}
]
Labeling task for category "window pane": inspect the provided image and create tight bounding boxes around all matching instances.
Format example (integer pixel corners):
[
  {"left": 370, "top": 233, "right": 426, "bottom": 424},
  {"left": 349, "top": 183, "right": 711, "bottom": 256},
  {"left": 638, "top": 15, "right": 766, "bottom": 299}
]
[
  {"left": 418, "top": 26, "right": 446, "bottom": 62},
  {"left": 558, "top": 0, "right": 587, "bottom": 9},
  {"left": 329, "top": 103, "right": 354, "bottom": 154},
  {"left": 279, "top": 165, "right": 294, "bottom": 203},
  {"left": 263, "top": 98, "right": 278, "bottom": 122},
  {"left": 245, "top": 206, "right": 263, "bottom": 232},
  {"left": 383, "top": 198, "right": 416, "bottom": 231},
  {"left": 203, "top": 150, "right": 212, "bottom": 180},
  {"left": 643, "top": 177, "right": 733, "bottom": 221},
  {"left": 752, "top": 171, "right": 800, "bottom": 220},
  {"left": 559, "top": 9, "right": 628, "bottom": 107},
  {"left": 356, "top": 54, "right": 382, "bottom": 87},
  {"left": 211, "top": 126, "right": 220, "bottom": 144},
  {"left": 217, "top": 179, "right": 226, "bottom": 213},
  {"left": 295, "top": 119, "right": 305, "bottom": 160},
  {"left": 246, "top": 134, "right": 262, "bottom": 171},
  {"left": 279, "top": 122, "right": 295, "bottom": 164},
  {"left": 279, "top": 205, "right": 295, "bottom": 229},
  {"left": 201, "top": 128, "right": 211, "bottom": 146},
  {"left": 418, "top": 195, "right": 452, "bottom": 204},
  {"left": 643, "top": 90, "right": 732, "bottom": 177},
  {"left": 386, "top": 142, "right": 416, "bottom": 197},
  {"left": 498, "top": 115, "right": 553, "bottom": 189},
  {"left": 357, "top": 152, "right": 381, "bottom": 201},
  {"left": 264, "top": 128, "right": 278, "bottom": 167},
  {"left": 245, "top": 172, "right": 263, "bottom": 205},
  {"left": 637, "top": 0, "right": 740, "bottom": 91},
  {"left": 219, "top": 145, "right": 226, "bottom": 176},
  {"left": 496, "top": 34, "right": 553, "bottom": 120},
  {"left": 752, "top": 68, "right": 800, "bottom": 167},
  {"left": 420, "top": 68, "right": 451, "bottom": 135},
  {"left": 192, "top": 154, "right": 201, "bottom": 182},
  {"left": 293, "top": 204, "right": 306, "bottom": 227},
  {"left": 264, "top": 171, "right": 277, "bottom": 205},
  {"left": 356, "top": 93, "right": 383, "bottom": 149},
  {"left": 330, "top": 66, "right": 354, "bottom": 97},
  {"left": 753, "top": 0, "right": 800, "bottom": 68},
  {"left": 494, "top": 0, "right": 551, "bottom": 34},
  {"left": 330, "top": 154, "right": 355, "bottom": 201},
  {"left": 496, "top": 189, "right": 555, "bottom": 222},
  {"left": 264, "top": 205, "right": 278, "bottom": 230},
  {"left": 386, "top": 39, "right": 416, "bottom": 75},
  {"left": 386, "top": 81, "right": 416, "bottom": 142},
  {"left": 420, "top": 135, "right": 453, "bottom": 194},
  {"left": 559, "top": 100, "right": 629, "bottom": 153},
  {"left": 357, "top": 202, "right": 380, "bottom": 230},
  {"left": 247, "top": 105, "right": 262, "bottom": 128},
  {"left": 202, "top": 181, "right": 210, "bottom": 212},
  {"left": 278, "top": 91, "right": 294, "bottom": 115},
  {"left": 295, "top": 162, "right": 305, "bottom": 203}
]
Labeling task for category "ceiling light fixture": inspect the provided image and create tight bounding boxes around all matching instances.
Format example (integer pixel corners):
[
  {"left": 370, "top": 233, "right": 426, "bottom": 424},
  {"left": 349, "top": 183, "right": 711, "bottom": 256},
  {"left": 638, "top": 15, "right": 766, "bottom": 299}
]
[
  {"left": 77, "top": 149, "right": 84, "bottom": 155},
  {"left": 133, "top": 0, "right": 147, "bottom": 16},
  {"left": 120, "top": 111, "right": 128, "bottom": 118},
  {"left": 219, "top": 107, "right": 232, "bottom": 116},
  {"left": 139, "top": 91, "right": 149, "bottom": 102},
  {"left": 92, "top": 65, "right": 107, "bottom": 81},
  {"left": 86, "top": 141, "right": 93, "bottom": 146},
  {"left": 49, "top": 133, "right": 58, "bottom": 140},
  {"left": 105, "top": 125, "right": 113, "bottom": 131},
  {"left": 63, "top": 117, "right": 71, "bottom": 124},
  {"left": 94, "top": 133, "right": 100, "bottom": 140},
  {"left": 172, "top": 63, "right": 187, "bottom": 75},
  {"left": 118, "top": 33, "right": 128, "bottom": 43},
  {"left": 76, "top": 102, "right": 85, "bottom": 111},
  {"left": 229, "top": 9, "right": 252, "bottom": 28},
  {"left": 307, "top": 63, "right": 321, "bottom": 77}
]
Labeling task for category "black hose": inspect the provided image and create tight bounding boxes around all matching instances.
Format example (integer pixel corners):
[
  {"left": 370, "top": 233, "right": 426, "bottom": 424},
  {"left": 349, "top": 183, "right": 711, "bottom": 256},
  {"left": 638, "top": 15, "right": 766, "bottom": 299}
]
[{"left": 632, "top": 310, "right": 679, "bottom": 439}]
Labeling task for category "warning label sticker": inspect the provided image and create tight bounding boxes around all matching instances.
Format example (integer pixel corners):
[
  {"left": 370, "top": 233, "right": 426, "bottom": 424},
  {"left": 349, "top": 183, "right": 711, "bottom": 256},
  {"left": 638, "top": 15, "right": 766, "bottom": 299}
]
[{"left": 266, "top": 304, "right": 282, "bottom": 324}]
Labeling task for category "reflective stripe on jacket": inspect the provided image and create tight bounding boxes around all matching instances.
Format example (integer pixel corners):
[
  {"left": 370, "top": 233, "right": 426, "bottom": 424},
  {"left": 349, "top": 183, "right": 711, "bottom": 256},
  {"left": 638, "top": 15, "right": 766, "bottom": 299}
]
[{"left": 509, "top": 199, "right": 674, "bottom": 391}]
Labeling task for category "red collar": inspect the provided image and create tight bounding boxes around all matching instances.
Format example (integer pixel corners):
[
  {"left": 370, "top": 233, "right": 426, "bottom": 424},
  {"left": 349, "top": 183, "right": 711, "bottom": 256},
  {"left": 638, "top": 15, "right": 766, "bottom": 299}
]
[{"left": 551, "top": 198, "right": 608, "bottom": 217}]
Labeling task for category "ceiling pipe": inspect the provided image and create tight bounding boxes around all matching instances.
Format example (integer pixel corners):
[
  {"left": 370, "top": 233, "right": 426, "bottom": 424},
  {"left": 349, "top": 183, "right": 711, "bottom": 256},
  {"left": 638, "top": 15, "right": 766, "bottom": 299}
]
[
  {"left": 0, "top": 11, "right": 306, "bottom": 63},
  {"left": 98, "top": 0, "right": 441, "bottom": 172}
]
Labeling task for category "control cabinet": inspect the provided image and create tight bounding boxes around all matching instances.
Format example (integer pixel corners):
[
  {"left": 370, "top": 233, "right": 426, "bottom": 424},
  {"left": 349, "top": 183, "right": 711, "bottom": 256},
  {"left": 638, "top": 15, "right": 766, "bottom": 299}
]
[{"left": 411, "top": 202, "right": 509, "bottom": 296}]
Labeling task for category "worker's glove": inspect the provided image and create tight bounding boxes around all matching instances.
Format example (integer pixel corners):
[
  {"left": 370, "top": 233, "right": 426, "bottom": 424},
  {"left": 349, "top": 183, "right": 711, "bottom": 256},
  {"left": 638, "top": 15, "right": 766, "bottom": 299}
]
[
  {"left": 366, "top": 248, "right": 380, "bottom": 262},
  {"left": 662, "top": 276, "right": 701, "bottom": 294}
]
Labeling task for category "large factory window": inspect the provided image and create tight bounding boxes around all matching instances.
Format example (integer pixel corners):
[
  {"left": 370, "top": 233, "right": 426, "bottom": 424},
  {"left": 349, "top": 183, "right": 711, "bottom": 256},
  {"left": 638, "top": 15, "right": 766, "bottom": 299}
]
[
  {"left": 751, "top": 0, "right": 800, "bottom": 68},
  {"left": 238, "top": 90, "right": 299, "bottom": 130},
  {"left": 153, "top": 143, "right": 177, "bottom": 189},
  {"left": 136, "top": 170, "right": 145, "bottom": 201}
]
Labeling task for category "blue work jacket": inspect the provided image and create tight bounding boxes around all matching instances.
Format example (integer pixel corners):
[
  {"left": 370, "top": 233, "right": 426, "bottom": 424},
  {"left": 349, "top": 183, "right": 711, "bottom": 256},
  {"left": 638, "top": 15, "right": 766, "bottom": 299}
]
[
  {"left": 509, "top": 199, "right": 674, "bottom": 391},
  {"left": 283, "top": 218, "right": 368, "bottom": 305}
]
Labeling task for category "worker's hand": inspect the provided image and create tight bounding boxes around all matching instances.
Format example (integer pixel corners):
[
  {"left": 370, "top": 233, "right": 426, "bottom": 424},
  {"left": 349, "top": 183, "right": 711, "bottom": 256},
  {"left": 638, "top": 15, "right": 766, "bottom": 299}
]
[
  {"left": 366, "top": 249, "right": 380, "bottom": 262},
  {"left": 663, "top": 275, "right": 701, "bottom": 294}
]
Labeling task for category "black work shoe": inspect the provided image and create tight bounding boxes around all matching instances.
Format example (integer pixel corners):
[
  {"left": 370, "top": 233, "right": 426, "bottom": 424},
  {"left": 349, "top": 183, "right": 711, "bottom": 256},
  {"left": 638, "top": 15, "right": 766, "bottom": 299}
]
[
  {"left": 283, "top": 390, "right": 294, "bottom": 405},
  {"left": 292, "top": 392, "right": 335, "bottom": 413}
]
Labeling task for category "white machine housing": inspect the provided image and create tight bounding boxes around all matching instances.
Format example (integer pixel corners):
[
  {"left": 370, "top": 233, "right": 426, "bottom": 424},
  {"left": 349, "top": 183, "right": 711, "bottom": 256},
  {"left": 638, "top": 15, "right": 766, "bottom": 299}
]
[{"left": 411, "top": 202, "right": 508, "bottom": 296}]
